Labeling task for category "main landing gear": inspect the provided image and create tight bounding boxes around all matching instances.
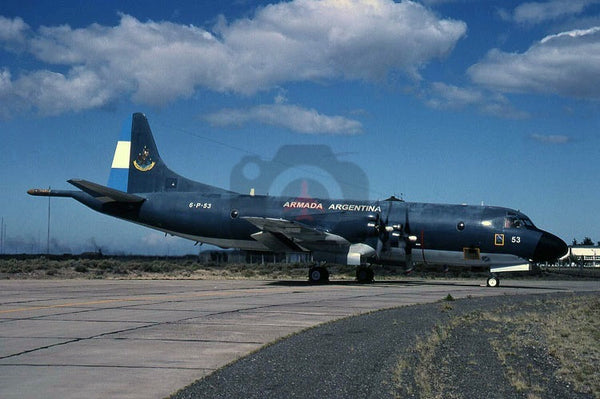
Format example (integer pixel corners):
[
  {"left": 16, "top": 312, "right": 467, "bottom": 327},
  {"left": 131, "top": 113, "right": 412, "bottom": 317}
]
[
  {"left": 308, "top": 264, "right": 375, "bottom": 284},
  {"left": 308, "top": 265, "right": 329, "bottom": 284},
  {"left": 356, "top": 265, "right": 374, "bottom": 284},
  {"left": 486, "top": 274, "right": 500, "bottom": 287}
]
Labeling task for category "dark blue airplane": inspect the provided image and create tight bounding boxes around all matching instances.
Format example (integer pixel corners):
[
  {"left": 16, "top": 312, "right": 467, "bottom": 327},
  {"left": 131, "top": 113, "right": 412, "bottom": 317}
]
[{"left": 29, "top": 113, "right": 567, "bottom": 287}]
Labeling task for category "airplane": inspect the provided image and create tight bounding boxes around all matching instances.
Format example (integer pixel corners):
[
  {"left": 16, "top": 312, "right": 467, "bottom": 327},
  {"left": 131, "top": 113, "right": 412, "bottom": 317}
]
[{"left": 28, "top": 113, "right": 567, "bottom": 287}]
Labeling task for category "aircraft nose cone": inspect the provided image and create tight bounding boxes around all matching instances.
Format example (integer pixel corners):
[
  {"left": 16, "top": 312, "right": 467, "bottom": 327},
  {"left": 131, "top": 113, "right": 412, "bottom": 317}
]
[{"left": 533, "top": 232, "right": 568, "bottom": 262}]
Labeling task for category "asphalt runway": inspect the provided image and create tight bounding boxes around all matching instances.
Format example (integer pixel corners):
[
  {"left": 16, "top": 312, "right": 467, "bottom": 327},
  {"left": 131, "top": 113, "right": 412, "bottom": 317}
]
[{"left": 1, "top": 278, "right": 598, "bottom": 399}]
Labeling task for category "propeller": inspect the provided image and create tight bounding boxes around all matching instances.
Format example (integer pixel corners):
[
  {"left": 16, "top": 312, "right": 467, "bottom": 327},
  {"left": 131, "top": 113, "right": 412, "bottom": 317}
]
[
  {"left": 377, "top": 200, "right": 393, "bottom": 256},
  {"left": 368, "top": 199, "right": 416, "bottom": 272},
  {"left": 402, "top": 206, "right": 414, "bottom": 273}
]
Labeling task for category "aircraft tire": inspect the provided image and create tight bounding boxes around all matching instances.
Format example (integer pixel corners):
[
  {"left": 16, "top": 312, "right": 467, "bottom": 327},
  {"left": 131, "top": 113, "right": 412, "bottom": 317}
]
[
  {"left": 356, "top": 266, "right": 374, "bottom": 284},
  {"left": 486, "top": 275, "right": 500, "bottom": 288},
  {"left": 308, "top": 266, "right": 329, "bottom": 284}
]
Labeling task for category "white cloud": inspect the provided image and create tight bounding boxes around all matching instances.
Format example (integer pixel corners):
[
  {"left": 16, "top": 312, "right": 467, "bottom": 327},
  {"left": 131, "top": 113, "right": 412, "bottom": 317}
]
[
  {"left": 423, "top": 82, "right": 529, "bottom": 119},
  {"left": 540, "top": 26, "right": 600, "bottom": 43},
  {"left": 531, "top": 133, "right": 571, "bottom": 144},
  {"left": 478, "top": 96, "right": 530, "bottom": 119},
  {"left": 0, "top": 0, "right": 467, "bottom": 117},
  {"left": 468, "top": 27, "right": 600, "bottom": 99},
  {"left": 0, "top": 15, "right": 29, "bottom": 50},
  {"left": 420, "top": 0, "right": 479, "bottom": 5},
  {"left": 13, "top": 68, "right": 115, "bottom": 115},
  {"left": 510, "top": 0, "right": 599, "bottom": 24},
  {"left": 205, "top": 103, "right": 363, "bottom": 135},
  {"left": 0, "top": 68, "right": 12, "bottom": 95},
  {"left": 218, "top": 0, "right": 466, "bottom": 86},
  {"left": 425, "top": 82, "right": 483, "bottom": 109}
]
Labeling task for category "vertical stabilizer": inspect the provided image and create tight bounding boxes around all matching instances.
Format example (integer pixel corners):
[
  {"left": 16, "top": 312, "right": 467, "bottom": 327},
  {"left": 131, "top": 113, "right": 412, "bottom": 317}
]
[{"left": 107, "top": 113, "right": 233, "bottom": 194}]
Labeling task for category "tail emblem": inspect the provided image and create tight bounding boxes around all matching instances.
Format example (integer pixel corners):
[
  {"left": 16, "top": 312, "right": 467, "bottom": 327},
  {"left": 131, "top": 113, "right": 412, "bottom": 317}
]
[{"left": 133, "top": 146, "right": 156, "bottom": 172}]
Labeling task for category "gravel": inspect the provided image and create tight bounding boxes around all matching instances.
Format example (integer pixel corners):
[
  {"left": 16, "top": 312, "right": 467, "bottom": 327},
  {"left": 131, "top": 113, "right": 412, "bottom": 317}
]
[{"left": 171, "top": 292, "right": 597, "bottom": 399}]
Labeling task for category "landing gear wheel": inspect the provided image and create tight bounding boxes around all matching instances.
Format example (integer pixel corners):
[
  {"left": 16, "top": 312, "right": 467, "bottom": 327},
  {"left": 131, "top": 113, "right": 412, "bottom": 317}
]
[
  {"left": 486, "top": 275, "right": 500, "bottom": 287},
  {"left": 356, "top": 266, "right": 374, "bottom": 284},
  {"left": 308, "top": 266, "right": 329, "bottom": 284}
]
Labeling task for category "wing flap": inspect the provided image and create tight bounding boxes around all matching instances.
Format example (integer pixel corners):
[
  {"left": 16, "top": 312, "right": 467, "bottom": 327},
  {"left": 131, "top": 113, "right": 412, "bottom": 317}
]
[
  {"left": 250, "top": 231, "right": 307, "bottom": 252},
  {"left": 243, "top": 217, "right": 349, "bottom": 253},
  {"left": 68, "top": 179, "right": 145, "bottom": 204}
]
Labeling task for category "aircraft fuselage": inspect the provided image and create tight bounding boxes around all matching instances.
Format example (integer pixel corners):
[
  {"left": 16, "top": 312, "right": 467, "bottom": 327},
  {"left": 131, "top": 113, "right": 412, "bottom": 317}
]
[{"left": 69, "top": 189, "right": 561, "bottom": 268}]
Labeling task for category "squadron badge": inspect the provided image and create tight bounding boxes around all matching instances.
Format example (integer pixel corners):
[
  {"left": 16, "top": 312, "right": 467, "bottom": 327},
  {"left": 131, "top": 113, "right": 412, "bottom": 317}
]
[
  {"left": 133, "top": 146, "right": 156, "bottom": 172},
  {"left": 494, "top": 233, "right": 505, "bottom": 246}
]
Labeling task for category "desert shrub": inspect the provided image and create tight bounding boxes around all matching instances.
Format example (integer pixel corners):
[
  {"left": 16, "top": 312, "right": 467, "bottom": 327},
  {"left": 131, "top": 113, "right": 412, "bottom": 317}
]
[
  {"left": 0, "top": 259, "right": 20, "bottom": 273},
  {"left": 74, "top": 263, "right": 88, "bottom": 273},
  {"left": 112, "top": 265, "right": 128, "bottom": 274}
]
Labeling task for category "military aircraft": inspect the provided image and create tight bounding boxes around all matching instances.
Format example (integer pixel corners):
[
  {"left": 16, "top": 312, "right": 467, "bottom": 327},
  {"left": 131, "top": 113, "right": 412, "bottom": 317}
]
[{"left": 29, "top": 113, "right": 567, "bottom": 287}]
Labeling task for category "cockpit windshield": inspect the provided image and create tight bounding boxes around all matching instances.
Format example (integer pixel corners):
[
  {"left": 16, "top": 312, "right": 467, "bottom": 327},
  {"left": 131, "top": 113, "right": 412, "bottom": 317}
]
[
  {"left": 481, "top": 209, "right": 537, "bottom": 230},
  {"left": 504, "top": 213, "right": 535, "bottom": 229}
]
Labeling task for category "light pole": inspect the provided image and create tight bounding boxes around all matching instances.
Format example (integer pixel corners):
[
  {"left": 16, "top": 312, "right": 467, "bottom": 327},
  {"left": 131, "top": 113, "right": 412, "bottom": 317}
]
[{"left": 47, "top": 186, "right": 51, "bottom": 255}]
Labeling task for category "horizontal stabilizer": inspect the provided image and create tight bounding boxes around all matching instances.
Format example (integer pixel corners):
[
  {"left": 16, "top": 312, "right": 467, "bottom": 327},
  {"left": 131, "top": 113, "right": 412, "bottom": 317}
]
[{"left": 68, "top": 179, "right": 145, "bottom": 204}]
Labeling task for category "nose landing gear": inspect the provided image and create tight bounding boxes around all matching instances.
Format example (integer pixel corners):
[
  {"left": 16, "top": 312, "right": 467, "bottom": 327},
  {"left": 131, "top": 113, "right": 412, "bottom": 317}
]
[{"left": 486, "top": 274, "right": 500, "bottom": 287}]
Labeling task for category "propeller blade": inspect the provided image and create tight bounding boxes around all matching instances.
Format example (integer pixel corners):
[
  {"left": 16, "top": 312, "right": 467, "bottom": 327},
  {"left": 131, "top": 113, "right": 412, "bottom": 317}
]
[
  {"left": 403, "top": 206, "right": 414, "bottom": 272},
  {"left": 404, "top": 206, "right": 411, "bottom": 235},
  {"left": 376, "top": 237, "right": 383, "bottom": 258},
  {"left": 405, "top": 251, "right": 413, "bottom": 274},
  {"left": 384, "top": 200, "right": 393, "bottom": 225}
]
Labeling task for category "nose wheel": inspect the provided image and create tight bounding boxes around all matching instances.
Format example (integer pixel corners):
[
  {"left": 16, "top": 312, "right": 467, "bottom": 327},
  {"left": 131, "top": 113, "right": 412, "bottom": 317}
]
[{"left": 486, "top": 274, "right": 500, "bottom": 287}]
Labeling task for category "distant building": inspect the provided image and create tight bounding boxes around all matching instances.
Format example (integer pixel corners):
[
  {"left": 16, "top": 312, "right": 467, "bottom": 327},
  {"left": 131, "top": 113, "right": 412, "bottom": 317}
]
[
  {"left": 560, "top": 247, "right": 600, "bottom": 267},
  {"left": 198, "top": 249, "right": 312, "bottom": 264}
]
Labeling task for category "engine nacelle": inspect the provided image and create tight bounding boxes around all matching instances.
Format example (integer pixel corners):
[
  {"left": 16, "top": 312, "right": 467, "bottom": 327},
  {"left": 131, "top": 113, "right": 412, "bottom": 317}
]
[{"left": 346, "top": 243, "right": 376, "bottom": 266}]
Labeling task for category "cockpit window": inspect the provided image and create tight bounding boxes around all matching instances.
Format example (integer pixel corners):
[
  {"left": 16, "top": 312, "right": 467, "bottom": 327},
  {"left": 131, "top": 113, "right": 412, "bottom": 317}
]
[
  {"left": 504, "top": 217, "right": 522, "bottom": 228},
  {"left": 483, "top": 210, "right": 536, "bottom": 230},
  {"left": 505, "top": 216, "right": 524, "bottom": 228},
  {"left": 504, "top": 214, "right": 535, "bottom": 229}
]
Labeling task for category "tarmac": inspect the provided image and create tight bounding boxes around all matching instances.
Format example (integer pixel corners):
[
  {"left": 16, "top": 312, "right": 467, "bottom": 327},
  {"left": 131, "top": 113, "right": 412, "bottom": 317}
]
[{"left": 0, "top": 278, "right": 598, "bottom": 399}]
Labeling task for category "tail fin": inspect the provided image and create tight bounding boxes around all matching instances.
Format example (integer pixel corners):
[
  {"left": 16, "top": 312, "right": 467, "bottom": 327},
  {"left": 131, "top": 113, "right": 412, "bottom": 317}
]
[{"left": 108, "top": 113, "right": 232, "bottom": 194}]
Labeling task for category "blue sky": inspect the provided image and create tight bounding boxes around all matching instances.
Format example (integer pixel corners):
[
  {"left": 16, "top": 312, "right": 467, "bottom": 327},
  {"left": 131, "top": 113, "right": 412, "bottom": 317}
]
[{"left": 1, "top": 0, "right": 599, "bottom": 255}]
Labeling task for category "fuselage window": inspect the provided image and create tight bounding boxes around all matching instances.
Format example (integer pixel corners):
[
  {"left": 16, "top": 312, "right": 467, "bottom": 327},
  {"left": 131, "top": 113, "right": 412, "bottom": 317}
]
[{"left": 457, "top": 221, "right": 465, "bottom": 231}]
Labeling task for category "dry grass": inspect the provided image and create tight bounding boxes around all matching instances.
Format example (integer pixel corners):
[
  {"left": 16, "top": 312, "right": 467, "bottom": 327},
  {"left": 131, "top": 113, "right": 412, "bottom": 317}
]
[
  {"left": 0, "top": 257, "right": 325, "bottom": 280},
  {"left": 2, "top": 256, "right": 549, "bottom": 281},
  {"left": 0, "top": 257, "right": 496, "bottom": 281},
  {"left": 394, "top": 295, "right": 600, "bottom": 398},
  {"left": 544, "top": 296, "right": 600, "bottom": 397}
]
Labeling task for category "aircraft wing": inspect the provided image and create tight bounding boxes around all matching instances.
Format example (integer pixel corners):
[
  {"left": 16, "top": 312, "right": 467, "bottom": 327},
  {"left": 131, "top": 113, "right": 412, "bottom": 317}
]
[
  {"left": 68, "top": 179, "right": 145, "bottom": 204},
  {"left": 243, "top": 217, "right": 350, "bottom": 253}
]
